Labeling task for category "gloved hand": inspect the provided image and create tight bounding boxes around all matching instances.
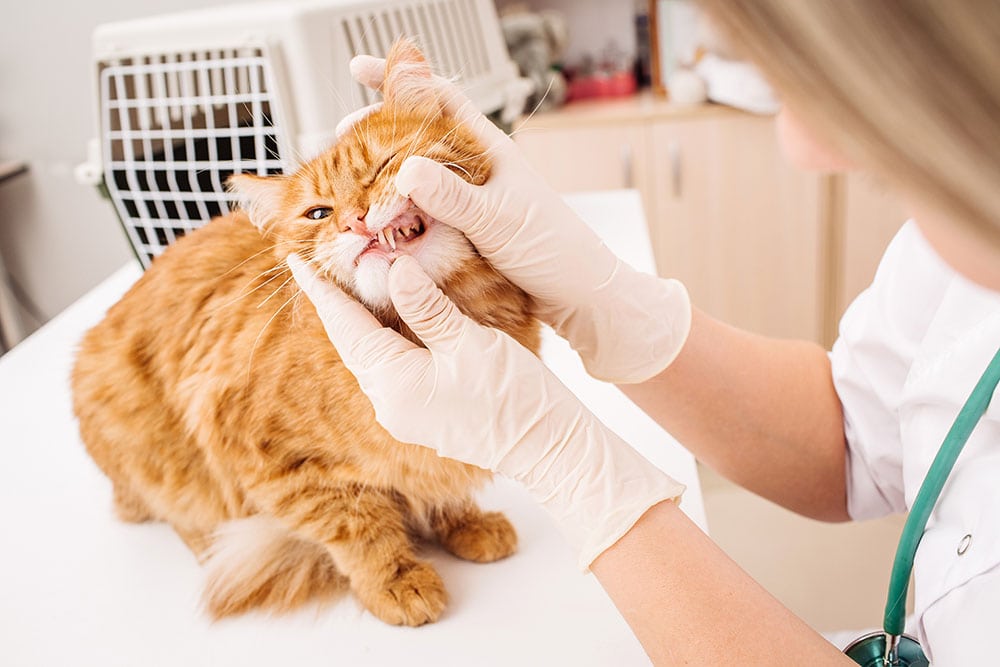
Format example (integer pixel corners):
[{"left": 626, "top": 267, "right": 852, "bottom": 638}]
[
  {"left": 336, "top": 55, "right": 692, "bottom": 384},
  {"left": 288, "top": 253, "right": 685, "bottom": 569}
]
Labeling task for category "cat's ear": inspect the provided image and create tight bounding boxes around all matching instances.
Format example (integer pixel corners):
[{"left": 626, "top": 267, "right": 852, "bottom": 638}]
[
  {"left": 227, "top": 173, "right": 287, "bottom": 230},
  {"left": 381, "top": 37, "right": 438, "bottom": 110}
]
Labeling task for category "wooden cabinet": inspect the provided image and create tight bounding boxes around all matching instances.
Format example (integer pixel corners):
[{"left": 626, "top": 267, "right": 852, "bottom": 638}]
[
  {"left": 514, "top": 94, "right": 908, "bottom": 346},
  {"left": 514, "top": 111, "right": 655, "bottom": 241},
  {"left": 647, "top": 113, "right": 823, "bottom": 341},
  {"left": 836, "top": 174, "right": 908, "bottom": 315},
  {"left": 516, "top": 96, "right": 825, "bottom": 342},
  {"left": 515, "top": 123, "right": 651, "bottom": 193}
]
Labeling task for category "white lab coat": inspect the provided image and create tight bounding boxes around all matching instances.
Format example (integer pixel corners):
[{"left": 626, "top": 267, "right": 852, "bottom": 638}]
[{"left": 831, "top": 220, "right": 1000, "bottom": 664}]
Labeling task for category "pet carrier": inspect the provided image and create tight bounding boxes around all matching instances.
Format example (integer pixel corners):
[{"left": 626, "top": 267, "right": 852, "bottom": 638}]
[{"left": 75, "top": 0, "right": 528, "bottom": 268}]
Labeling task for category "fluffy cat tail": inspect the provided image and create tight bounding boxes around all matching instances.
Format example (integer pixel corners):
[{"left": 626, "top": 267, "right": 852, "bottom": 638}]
[{"left": 202, "top": 516, "right": 346, "bottom": 618}]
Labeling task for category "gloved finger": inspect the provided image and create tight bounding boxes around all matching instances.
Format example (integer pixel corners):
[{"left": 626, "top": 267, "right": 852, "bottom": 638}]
[
  {"left": 287, "top": 254, "right": 413, "bottom": 369},
  {"left": 350, "top": 54, "right": 386, "bottom": 90},
  {"left": 335, "top": 102, "right": 383, "bottom": 139},
  {"left": 388, "top": 255, "right": 474, "bottom": 353},
  {"left": 432, "top": 79, "right": 508, "bottom": 147},
  {"left": 395, "top": 156, "right": 492, "bottom": 238}
]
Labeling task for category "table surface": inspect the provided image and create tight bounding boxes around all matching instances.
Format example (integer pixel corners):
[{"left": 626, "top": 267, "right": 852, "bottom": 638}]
[{"left": 0, "top": 190, "right": 705, "bottom": 667}]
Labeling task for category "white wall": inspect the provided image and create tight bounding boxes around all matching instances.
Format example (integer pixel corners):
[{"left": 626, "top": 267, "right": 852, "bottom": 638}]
[{"left": 0, "top": 0, "right": 266, "bottom": 336}]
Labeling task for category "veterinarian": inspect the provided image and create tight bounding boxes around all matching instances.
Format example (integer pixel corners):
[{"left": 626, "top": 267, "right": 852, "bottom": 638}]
[{"left": 289, "top": 2, "right": 1000, "bottom": 664}]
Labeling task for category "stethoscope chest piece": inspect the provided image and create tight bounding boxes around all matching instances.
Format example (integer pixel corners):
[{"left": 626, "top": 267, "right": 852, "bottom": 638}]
[{"left": 844, "top": 631, "right": 928, "bottom": 666}]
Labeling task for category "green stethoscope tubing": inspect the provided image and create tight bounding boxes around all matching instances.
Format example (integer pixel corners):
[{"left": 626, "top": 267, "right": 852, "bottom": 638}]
[{"left": 871, "top": 344, "right": 1000, "bottom": 656}]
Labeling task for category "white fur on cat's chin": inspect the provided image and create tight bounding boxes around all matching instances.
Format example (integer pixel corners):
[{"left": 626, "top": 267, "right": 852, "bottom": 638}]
[
  {"left": 412, "top": 223, "right": 475, "bottom": 285},
  {"left": 350, "top": 223, "right": 474, "bottom": 311},
  {"left": 353, "top": 255, "right": 393, "bottom": 308}
]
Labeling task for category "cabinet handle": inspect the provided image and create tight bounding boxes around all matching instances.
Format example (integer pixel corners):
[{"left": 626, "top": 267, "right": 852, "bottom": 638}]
[
  {"left": 669, "top": 140, "right": 682, "bottom": 198},
  {"left": 621, "top": 143, "right": 634, "bottom": 189}
]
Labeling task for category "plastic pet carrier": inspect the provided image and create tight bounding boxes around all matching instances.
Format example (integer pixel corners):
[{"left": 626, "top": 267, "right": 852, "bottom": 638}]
[{"left": 76, "top": 0, "right": 527, "bottom": 267}]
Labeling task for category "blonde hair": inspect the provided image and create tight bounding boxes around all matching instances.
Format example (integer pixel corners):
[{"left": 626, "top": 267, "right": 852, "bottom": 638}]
[{"left": 699, "top": 1, "right": 1000, "bottom": 246}]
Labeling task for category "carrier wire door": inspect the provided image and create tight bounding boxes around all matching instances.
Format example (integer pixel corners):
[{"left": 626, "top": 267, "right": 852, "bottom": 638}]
[
  {"left": 101, "top": 49, "right": 286, "bottom": 267},
  {"left": 78, "top": 0, "right": 526, "bottom": 269}
]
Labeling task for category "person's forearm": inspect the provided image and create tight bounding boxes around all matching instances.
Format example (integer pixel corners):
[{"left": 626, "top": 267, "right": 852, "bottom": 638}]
[
  {"left": 620, "top": 309, "right": 848, "bottom": 521},
  {"left": 591, "top": 500, "right": 853, "bottom": 665}
]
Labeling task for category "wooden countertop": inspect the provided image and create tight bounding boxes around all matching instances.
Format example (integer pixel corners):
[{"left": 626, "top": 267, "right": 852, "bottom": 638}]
[{"left": 516, "top": 91, "right": 740, "bottom": 130}]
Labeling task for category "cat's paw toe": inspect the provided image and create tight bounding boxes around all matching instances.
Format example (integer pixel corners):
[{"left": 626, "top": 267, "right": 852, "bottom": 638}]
[
  {"left": 362, "top": 560, "right": 447, "bottom": 626},
  {"left": 441, "top": 511, "right": 517, "bottom": 563},
  {"left": 113, "top": 486, "right": 156, "bottom": 523}
]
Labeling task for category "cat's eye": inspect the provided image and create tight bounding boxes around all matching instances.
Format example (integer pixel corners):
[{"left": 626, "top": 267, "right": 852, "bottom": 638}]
[{"left": 304, "top": 207, "right": 333, "bottom": 221}]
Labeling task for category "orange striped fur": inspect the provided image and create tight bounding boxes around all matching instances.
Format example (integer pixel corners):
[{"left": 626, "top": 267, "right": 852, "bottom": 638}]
[{"left": 72, "top": 39, "right": 539, "bottom": 626}]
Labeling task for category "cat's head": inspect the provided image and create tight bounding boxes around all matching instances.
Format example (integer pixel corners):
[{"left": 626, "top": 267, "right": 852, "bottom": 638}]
[{"left": 228, "top": 38, "right": 492, "bottom": 311}]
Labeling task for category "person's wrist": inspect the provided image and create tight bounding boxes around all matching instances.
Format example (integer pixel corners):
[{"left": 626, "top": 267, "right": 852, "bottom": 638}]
[
  {"left": 514, "top": 413, "right": 686, "bottom": 570},
  {"left": 552, "top": 262, "right": 692, "bottom": 384}
]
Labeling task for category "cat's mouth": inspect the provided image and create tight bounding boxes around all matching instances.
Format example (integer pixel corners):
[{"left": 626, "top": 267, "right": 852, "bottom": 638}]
[{"left": 355, "top": 210, "right": 429, "bottom": 263}]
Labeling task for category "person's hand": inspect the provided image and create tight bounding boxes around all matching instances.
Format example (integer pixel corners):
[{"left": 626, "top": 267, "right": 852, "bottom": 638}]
[
  {"left": 336, "top": 55, "right": 692, "bottom": 384},
  {"left": 288, "top": 253, "right": 685, "bottom": 569}
]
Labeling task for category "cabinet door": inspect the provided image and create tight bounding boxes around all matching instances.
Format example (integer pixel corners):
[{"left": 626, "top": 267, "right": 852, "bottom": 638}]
[
  {"left": 836, "top": 173, "right": 908, "bottom": 316},
  {"left": 514, "top": 123, "right": 648, "bottom": 191},
  {"left": 649, "top": 114, "right": 824, "bottom": 341},
  {"left": 514, "top": 123, "right": 654, "bottom": 237}
]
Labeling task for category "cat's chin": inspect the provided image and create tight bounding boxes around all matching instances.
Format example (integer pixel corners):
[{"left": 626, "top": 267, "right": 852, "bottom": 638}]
[
  {"left": 352, "top": 255, "right": 394, "bottom": 310},
  {"left": 347, "top": 221, "right": 476, "bottom": 313}
]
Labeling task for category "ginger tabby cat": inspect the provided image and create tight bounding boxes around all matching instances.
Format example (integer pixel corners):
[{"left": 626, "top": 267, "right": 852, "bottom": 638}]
[{"left": 72, "top": 39, "right": 539, "bottom": 627}]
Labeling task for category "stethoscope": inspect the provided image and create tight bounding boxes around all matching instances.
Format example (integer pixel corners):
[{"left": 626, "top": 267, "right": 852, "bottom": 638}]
[{"left": 842, "top": 345, "right": 1000, "bottom": 666}]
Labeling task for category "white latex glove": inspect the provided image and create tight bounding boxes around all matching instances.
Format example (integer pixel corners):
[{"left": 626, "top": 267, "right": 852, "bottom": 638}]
[
  {"left": 288, "top": 253, "right": 685, "bottom": 569},
  {"left": 338, "top": 55, "right": 692, "bottom": 384}
]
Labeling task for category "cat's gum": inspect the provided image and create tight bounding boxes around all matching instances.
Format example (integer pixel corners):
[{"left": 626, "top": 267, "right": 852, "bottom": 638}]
[{"left": 356, "top": 210, "right": 429, "bottom": 264}]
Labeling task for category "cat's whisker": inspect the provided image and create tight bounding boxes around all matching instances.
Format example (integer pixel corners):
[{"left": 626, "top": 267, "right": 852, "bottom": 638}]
[
  {"left": 507, "top": 76, "right": 555, "bottom": 139},
  {"left": 433, "top": 118, "right": 467, "bottom": 146},
  {"left": 325, "top": 75, "right": 358, "bottom": 120},
  {"left": 504, "top": 124, "right": 552, "bottom": 141},
  {"left": 255, "top": 272, "right": 296, "bottom": 310},
  {"left": 232, "top": 101, "right": 307, "bottom": 170},
  {"left": 209, "top": 260, "right": 299, "bottom": 315},
  {"left": 399, "top": 90, "right": 445, "bottom": 153},
  {"left": 216, "top": 239, "right": 298, "bottom": 278},
  {"left": 400, "top": 103, "right": 443, "bottom": 167},
  {"left": 441, "top": 89, "right": 486, "bottom": 132},
  {"left": 245, "top": 287, "right": 301, "bottom": 384},
  {"left": 448, "top": 139, "right": 510, "bottom": 165},
  {"left": 439, "top": 161, "right": 473, "bottom": 181},
  {"left": 317, "top": 252, "right": 343, "bottom": 284},
  {"left": 255, "top": 261, "right": 295, "bottom": 280}
]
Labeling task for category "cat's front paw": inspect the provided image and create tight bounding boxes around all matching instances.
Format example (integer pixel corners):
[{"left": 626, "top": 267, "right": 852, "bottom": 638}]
[
  {"left": 440, "top": 511, "right": 518, "bottom": 563},
  {"left": 359, "top": 560, "right": 447, "bottom": 626}
]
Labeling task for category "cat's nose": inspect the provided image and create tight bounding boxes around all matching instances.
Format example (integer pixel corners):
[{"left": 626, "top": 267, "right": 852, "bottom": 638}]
[{"left": 342, "top": 208, "right": 369, "bottom": 235}]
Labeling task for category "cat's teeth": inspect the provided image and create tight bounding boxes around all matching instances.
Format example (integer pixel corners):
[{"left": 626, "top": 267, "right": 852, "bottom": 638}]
[
  {"left": 387, "top": 229, "right": 397, "bottom": 250},
  {"left": 378, "top": 229, "right": 388, "bottom": 246}
]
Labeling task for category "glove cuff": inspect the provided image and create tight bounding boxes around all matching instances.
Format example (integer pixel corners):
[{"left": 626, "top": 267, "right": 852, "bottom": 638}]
[
  {"left": 526, "top": 419, "right": 686, "bottom": 571},
  {"left": 551, "top": 262, "right": 692, "bottom": 384}
]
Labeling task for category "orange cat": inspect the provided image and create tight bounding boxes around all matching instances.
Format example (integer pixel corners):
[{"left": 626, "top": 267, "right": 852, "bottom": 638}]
[{"left": 72, "top": 39, "right": 539, "bottom": 626}]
